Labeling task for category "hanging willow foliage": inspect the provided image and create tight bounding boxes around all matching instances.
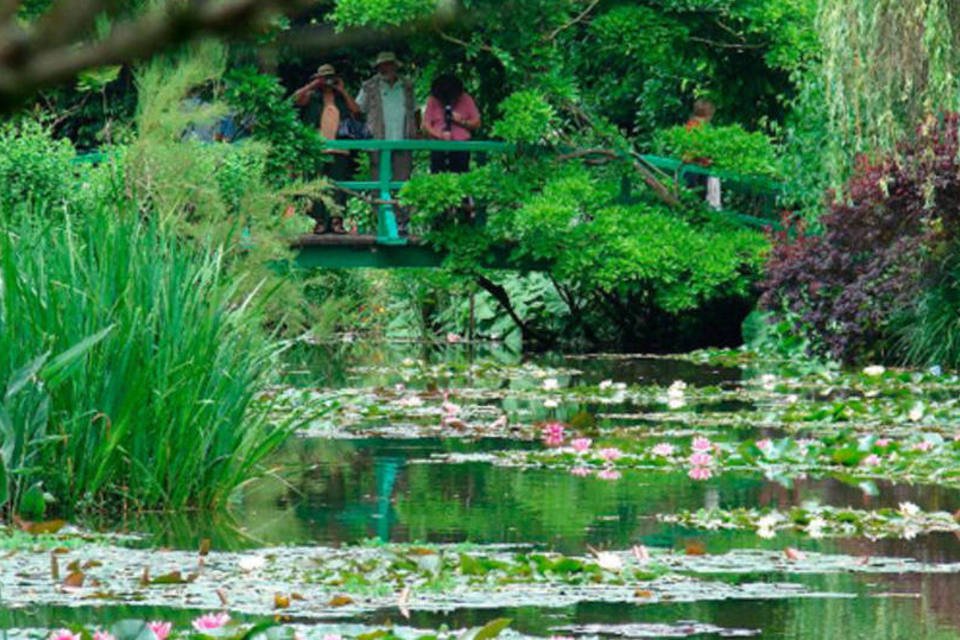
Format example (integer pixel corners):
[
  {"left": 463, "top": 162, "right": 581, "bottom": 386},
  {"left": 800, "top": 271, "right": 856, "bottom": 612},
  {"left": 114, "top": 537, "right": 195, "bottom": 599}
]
[{"left": 818, "top": 0, "right": 960, "bottom": 175}]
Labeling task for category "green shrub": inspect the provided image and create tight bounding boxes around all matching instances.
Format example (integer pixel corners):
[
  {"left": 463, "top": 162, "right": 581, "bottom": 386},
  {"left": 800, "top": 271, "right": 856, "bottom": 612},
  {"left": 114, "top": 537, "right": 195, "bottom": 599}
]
[
  {"left": 653, "top": 124, "right": 782, "bottom": 178},
  {"left": 0, "top": 121, "right": 76, "bottom": 213},
  {"left": 490, "top": 90, "right": 560, "bottom": 144},
  {"left": 0, "top": 207, "right": 290, "bottom": 515}
]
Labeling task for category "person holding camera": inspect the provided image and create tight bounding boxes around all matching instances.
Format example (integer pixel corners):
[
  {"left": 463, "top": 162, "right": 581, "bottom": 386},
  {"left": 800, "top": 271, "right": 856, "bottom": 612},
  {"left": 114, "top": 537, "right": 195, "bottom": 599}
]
[
  {"left": 423, "top": 74, "right": 480, "bottom": 174},
  {"left": 293, "top": 63, "right": 362, "bottom": 234}
]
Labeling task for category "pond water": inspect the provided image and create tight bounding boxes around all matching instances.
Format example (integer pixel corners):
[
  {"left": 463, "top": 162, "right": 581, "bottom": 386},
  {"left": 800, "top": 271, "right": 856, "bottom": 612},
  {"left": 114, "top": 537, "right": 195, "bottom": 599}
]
[{"left": 5, "top": 343, "right": 960, "bottom": 639}]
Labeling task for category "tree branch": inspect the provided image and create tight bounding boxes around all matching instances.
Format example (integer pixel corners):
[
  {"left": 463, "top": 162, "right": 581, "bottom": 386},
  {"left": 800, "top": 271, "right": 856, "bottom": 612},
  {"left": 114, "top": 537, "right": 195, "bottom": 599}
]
[
  {"left": 543, "top": 0, "right": 600, "bottom": 42},
  {"left": 0, "top": 0, "right": 313, "bottom": 111}
]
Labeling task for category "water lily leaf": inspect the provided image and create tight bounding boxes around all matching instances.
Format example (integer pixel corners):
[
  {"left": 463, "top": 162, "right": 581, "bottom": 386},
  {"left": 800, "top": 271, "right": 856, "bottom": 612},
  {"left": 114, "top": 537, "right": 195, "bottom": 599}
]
[
  {"left": 243, "top": 621, "right": 292, "bottom": 640},
  {"left": 149, "top": 570, "right": 188, "bottom": 585},
  {"left": 356, "top": 631, "right": 389, "bottom": 640},
  {"left": 109, "top": 620, "right": 158, "bottom": 640},
  {"left": 63, "top": 570, "right": 85, "bottom": 587},
  {"left": 459, "top": 617, "right": 512, "bottom": 640},
  {"left": 328, "top": 594, "right": 354, "bottom": 607}
]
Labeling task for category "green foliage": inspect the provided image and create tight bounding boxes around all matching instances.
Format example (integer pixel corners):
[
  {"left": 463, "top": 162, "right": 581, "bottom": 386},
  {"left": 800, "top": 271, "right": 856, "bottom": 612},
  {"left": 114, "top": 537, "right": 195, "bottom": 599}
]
[
  {"left": 331, "top": 0, "right": 443, "bottom": 28},
  {"left": 0, "top": 206, "right": 290, "bottom": 513},
  {"left": 224, "top": 67, "right": 328, "bottom": 183},
  {"left": 0, "top": 120, "right": 75, "bottom": 213},
  {"left": 490, "top": 90, "right": 559, "bottom": 144},
  {"left": 653, "top": 124, "right": 782, "bottom": 178}
]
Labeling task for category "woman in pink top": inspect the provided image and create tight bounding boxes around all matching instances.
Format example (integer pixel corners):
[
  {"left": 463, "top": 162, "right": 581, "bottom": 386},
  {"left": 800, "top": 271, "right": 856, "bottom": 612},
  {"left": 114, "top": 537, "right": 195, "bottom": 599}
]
[{"left": 423, "top": 74, "right": 481, "bottom": 174}]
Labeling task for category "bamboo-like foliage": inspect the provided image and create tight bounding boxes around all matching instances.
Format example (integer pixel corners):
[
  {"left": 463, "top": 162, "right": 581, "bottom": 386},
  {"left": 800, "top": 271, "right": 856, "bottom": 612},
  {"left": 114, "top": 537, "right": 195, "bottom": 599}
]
[
  {"left": 819, "top": 0, "right": 960, "bottom": 174},
  {"left": 0, "top": 206, "right": 290, "bottom": 514}
]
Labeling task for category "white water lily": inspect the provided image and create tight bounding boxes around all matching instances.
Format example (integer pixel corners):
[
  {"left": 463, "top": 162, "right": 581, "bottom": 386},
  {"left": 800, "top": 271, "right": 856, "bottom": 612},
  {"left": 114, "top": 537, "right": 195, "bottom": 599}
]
[
  {"left": 667, "top": 380, "right": 687, "bottom": 399},
  {"left": 862, "top": 365, "right": 886, "bottom": 377},
  {"left": 396, "top": 395, "right": 424, "bottom": 408},
  {"left": 908, "top": 402, "right": 924, "bottom": 422},
  {"left": 542, "top": 378, "right": 560, "bottom": 391},
  {"left": 598, "top": 379, "right": 614, "bottom": 390},
  {"left": 899, "top": 502, "right": 921, "bottom": 517},
  {"left": 593, "top": 551, "right": 623, "bottom": 573},
  {"left": 238, "top": 555, "right": 266, "bottom": 573},
  {"left": 544, "top": 398, "right": 559, "bottom": 408},
  {"left": 806, "top": 516, "right": 827, "bottom": 539},
  {"left": 756, "top": 525, "right": 776, "bottom": 539}
]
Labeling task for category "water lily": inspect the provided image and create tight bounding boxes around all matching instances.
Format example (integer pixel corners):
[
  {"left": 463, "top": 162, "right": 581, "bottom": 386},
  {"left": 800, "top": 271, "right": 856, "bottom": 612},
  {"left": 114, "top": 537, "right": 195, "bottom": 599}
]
[
  {"left": 445, "top": 332, "right": 462, "bottom": 344},
  {"left": 667, "top": 380, "right": 687, "bottom": 398},
  {"left": 542, "top": 377, "right": 560, "bottom": 391},
  {"left": 759, "top": 373, "right": 777, "bottom": 390},
  {"left": 93, "top": 632, "right": 115, "bottom": 640},
  {"left": 570, "top": 466, "right": 592, "bottom": 477},
  {"left": 899, "top": 502, "right": 921, "bottom": 517},
  {"left": 876, "top": 438, "right": 891, "bottom": 447},
  {"left": 543, "top": 398, "right": 559, "bottom": 408},
  {"left": 238, "top": 555, "right": 266, "bottom": 573},
  {"left": 571, "top": 437, "right": 592, "bottom": 452},
  {"left": 688, "top": 466, "right": 712, "bottom": 481},
  {"left": 806, "top": 516, "right": 827, "bottom": 539},
  {"left": 862, "top": 365, "right": 885, "bottom": 377},
  {"left": 192, "top": 613, "right": 231, "bottom": 633},
  {"left": 651, "top": 443, "right": 675, "bottom": 457},
  {"left": 691, "top": 436, "right": 712, "bottom": 453},
  {"left": 598, "top": 379, "right": 614, "bottom": 390},
  {"left": 599, "top": 447, "right": 622, "bottom": 462},
  {"left": 861, "top": 454, "right": 881, "bottom": 467},
  {"left": 756, "top": 438, "right": 772, "bottom": 453},
  {"left": 542, "top": 422, "right": 565, "bottom": 447},
  {"left": 596, "top": 467, "right": 621, "bottom": 480},
  {"left": 147, "top": 621, "right": 172, "bottom": 640},
  {"left": 908, "top": 403, "right": 924, "bottom": 422},
  {"left": 323, "top": 635, "right": 343, "bottom": 640},
  {"left": 912, "top": 440, "right": 934, "bottom": 452},
  {"left": 689, "top": 452, "right": 713, "bottom": 466},
  {"left": 49, "top": 630, "right": 80, "bottom": 640}
]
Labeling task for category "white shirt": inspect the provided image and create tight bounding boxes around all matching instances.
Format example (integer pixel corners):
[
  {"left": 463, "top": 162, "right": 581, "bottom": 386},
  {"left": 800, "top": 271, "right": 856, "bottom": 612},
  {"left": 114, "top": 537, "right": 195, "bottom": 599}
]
[{"left": 357, "top": 77, "right": 407, "bottom": 140}]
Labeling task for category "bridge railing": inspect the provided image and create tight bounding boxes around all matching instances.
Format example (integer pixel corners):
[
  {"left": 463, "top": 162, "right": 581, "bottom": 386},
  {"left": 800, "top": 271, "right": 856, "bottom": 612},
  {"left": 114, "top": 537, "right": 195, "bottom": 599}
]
[{"left": 323, "top": 139, "right": 787, "bottom": 244}]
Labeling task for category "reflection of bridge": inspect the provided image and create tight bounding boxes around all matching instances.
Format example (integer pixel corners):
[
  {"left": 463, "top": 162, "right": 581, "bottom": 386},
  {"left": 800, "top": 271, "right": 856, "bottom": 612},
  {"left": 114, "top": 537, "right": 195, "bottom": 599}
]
[{"left": 293, "top": 139, "right": 786, "bottom": 270}]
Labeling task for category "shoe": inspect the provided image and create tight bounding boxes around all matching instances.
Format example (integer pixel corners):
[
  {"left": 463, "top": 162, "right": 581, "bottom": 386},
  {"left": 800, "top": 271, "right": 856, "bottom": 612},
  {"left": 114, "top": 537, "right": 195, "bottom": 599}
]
[
  {"left": 313, "top": 221, "right": 328, "bottom": 235},
  {"left": 330, "top": 217, "right": 347, "bottom": 234}
]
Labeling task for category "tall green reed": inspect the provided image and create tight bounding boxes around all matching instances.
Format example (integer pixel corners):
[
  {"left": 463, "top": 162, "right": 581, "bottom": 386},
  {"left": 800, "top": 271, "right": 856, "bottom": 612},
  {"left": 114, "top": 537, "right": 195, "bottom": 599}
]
[{"left": 0, "top": 207, "right": 291, "bottom": 515}]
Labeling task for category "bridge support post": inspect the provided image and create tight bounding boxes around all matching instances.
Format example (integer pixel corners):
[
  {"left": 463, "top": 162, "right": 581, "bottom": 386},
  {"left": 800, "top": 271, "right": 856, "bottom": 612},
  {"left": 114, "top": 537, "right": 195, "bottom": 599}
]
[{"left": 376, "top": 149, "right": 405, "bottom": 245}]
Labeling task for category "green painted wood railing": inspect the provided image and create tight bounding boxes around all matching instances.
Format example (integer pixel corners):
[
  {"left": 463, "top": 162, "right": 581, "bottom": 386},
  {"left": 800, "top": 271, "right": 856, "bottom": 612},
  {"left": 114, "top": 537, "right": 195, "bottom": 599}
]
[{"left": 72, "top": 140, "right": 787, "bottom": 243}]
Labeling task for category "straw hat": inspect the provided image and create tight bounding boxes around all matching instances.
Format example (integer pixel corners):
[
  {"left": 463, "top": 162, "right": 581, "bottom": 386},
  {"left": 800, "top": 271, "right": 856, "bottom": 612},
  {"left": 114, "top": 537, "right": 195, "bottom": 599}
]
[
  {"left": 373, "top": 51, "right": 400, "bottom": 68},
  {"left": 313, "top": 63, "right": 337, "bottom": 77}
]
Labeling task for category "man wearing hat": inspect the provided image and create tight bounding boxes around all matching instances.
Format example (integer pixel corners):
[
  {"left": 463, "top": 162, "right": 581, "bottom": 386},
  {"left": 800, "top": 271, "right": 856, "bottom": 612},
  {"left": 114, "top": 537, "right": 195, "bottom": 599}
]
[
  {"left": 356, "top": 51, "right": 418, "bottom": 182},
  {"left": 293, "top": 63, "right": 361, "bottom": 233}
]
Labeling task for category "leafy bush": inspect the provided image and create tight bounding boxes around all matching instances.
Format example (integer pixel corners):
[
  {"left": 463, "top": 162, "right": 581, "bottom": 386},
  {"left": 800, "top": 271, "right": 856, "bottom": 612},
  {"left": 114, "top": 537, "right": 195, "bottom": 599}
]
[
  {"left": 653, "top": 124, "right": 783, "bottom": 178},
  {"left": 762, "top": 113, "right": 960, "bottom": 365},
  {"left": 0, "top": 207, "right": 290, "bottom": 515},
  {"left": 0, "top": 120, "right": 76, "bottom": 213},
  {"left": 490, "top": 90, "right": 560, "bottom": 144}
]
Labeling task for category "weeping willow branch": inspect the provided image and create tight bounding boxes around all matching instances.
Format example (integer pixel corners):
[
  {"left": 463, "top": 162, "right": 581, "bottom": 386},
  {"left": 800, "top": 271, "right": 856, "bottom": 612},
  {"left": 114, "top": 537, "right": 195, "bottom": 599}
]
[{"left": 818, "top": 0, "right": 960, "bottom": 170}]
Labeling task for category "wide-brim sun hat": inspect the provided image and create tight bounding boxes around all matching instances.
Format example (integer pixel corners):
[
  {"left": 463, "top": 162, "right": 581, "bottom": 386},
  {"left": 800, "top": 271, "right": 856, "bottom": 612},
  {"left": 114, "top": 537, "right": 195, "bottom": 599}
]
[
  {"left": 313, "top": 63, "right": 337, "bottom": 77},
  {"left": 373, "top": 51, "right": 401, "bottom": 67}
]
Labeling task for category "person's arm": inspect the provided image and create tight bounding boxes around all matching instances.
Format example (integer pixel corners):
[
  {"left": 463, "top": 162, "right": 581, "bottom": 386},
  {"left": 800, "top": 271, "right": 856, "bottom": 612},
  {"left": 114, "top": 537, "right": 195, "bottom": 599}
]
[
  {"left": 422, "top": 98, "right": 450, "bottom": 140},
  {"left": 453, "top": 95, "right": 481, "bottom": 131},
  {"left": 334, "top": 79, "right": 361, "bottom": 115},
  {"left": 292, "top": 78, "right": 320, "bottom": 106}
]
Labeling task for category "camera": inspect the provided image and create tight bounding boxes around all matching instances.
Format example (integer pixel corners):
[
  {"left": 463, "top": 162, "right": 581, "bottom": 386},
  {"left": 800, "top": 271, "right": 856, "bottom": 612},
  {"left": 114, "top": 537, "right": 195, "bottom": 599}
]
[{"left": 444, "top": 104, "right": 454, "bottom": 129}]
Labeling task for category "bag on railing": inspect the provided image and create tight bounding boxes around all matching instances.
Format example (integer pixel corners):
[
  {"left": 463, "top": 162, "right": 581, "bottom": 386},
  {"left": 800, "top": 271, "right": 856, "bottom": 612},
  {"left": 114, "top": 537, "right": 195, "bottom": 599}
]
[{"left": 337, "top": 116, "right": 372, "bottom": 140}]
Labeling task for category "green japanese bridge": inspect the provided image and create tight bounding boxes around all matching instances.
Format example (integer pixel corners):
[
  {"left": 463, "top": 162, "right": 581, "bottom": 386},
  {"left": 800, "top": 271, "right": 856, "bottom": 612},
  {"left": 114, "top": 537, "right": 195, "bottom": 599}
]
[{"left": 293, "top": 139, "right": 786, "bottom": 270}]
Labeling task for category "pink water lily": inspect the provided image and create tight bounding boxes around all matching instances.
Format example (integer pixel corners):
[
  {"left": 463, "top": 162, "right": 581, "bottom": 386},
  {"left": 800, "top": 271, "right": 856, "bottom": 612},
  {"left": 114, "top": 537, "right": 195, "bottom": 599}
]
[
  {"left": 570, "top": 466, "right": 592, "bottom": 477},
  {"left": 148, "top": 621, "right": 172, "bottom": 640},
  {"left": 756, "top": 438, "right": 772, "bottom": 452},
  {"left": 912, "top": 441, "right": 934, "bottom": 452},
  {"left": 691, "top": 436, "right": 712, "bottom": 453},
  {"left": 542, "top": 422, "right": 565, "bottom": 447},
  {"left": 599, "top": 447, "right": 622, "bottom": 462},
  {"left": 597, "top": 467, "right": 622, "bottom": 480},
  {"left": 651, "top": 443, "right": 675, "bottom": 457},
  {"left": 192, "top": 613, "right": 231, "bottom": 633},
  {"left": 571, "top": 437, "right": 592, "bottom": 452},
  {"left": 689, "top": 452, "right": 713, "bottom": 466},
  {"left": 688, "top": 466, "right": 712, "bottom": 481},
  {"left": 93, "top": 632, "right": 115, "bottom": 640},
  {"left": 876, "top": 438, "right": 892, "bottom": 447},
  {"left": 49, "top": 630, "right": 81, "bottom": 640},
  {"left": 323, "top": 635, "right": 344, "bottom": 640},
  {"left": 861, "top": 454, "right": 881, "bottom": 467}
]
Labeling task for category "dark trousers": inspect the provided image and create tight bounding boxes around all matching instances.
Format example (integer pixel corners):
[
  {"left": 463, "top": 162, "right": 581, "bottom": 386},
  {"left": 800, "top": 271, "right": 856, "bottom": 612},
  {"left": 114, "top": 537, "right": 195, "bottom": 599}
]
[
  {"left": 311, "top": 152, "right": 357, "bottom": 227},
  {"left": 430, "top": 151, "right": 470, "bottom": 174}
]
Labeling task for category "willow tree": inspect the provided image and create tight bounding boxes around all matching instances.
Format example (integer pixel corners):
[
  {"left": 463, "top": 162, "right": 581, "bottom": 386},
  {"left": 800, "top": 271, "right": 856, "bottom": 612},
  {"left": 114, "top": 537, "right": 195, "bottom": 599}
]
[{"left": 819, "top": 0, "right": 960, "bottom": 173}]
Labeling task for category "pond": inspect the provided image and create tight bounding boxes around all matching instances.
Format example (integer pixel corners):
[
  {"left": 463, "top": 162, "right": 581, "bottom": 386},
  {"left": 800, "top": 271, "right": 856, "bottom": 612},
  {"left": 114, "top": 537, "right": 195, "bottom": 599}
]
[{"left": 4, "top": 343, "right": 960, "bottom": 639}]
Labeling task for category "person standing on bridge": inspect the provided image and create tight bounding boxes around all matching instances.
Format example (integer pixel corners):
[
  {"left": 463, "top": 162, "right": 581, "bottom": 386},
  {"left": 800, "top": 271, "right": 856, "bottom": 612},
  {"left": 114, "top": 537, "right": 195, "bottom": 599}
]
[
  {"left": 293, "top": 63, "right": 362, "bottom": 234},
  {"left": 423, "top": 73, "right": 481, "bottom": 174},
  {"left": 683, "top": 99, "right": 722, "bottom": 210},
  {"left": 357, "top": 52, "right": 418, "bottom": 182}
]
